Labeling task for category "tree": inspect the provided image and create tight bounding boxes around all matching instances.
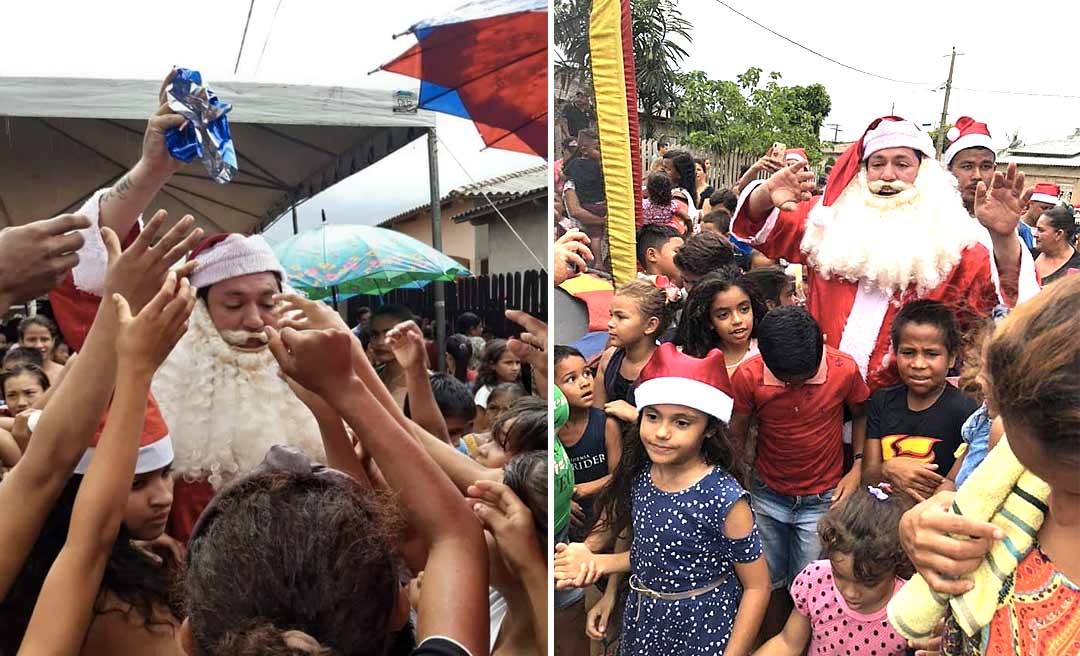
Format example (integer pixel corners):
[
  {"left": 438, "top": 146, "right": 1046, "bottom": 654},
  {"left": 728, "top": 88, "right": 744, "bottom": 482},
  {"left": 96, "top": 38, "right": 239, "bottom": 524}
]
[
  {"left": 674, "top": 67, "right": 832, "bottom": 162},
  {"left": 554, "top": 0, "right": 692, "bottom": 138}
]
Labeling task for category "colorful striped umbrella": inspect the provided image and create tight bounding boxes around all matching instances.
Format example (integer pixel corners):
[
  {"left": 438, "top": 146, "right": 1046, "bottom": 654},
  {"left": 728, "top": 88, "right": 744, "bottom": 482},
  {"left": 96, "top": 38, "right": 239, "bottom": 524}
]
[
  {"left": 380, "top": 0, "right": 547, "bottom": 157},
  {"left": 272, "top": 224, "right": 471, "bottom": 301}
]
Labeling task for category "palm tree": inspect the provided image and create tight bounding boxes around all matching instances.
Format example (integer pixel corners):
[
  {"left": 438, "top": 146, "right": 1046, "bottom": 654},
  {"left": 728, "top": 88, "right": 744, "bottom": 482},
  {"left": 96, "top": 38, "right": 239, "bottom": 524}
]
[{"left": 554, "top": 0, "right": 692, "bottom": 138}]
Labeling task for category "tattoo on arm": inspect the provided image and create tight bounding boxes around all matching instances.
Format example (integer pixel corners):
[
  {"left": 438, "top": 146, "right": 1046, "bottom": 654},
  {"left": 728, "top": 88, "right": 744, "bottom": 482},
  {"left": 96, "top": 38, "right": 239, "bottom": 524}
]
[{"left": 102, "top": 173, "right": 135, "bottom": 205}]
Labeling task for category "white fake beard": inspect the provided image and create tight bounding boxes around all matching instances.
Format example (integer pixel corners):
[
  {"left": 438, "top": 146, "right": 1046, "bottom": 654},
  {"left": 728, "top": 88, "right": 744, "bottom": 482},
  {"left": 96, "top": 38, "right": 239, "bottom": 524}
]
[
  {"left": 151, "top": 299, "right": 326, "bottom": 488},
  {"left": 801, "top": 159, "right": 984, "bottom": 294}
]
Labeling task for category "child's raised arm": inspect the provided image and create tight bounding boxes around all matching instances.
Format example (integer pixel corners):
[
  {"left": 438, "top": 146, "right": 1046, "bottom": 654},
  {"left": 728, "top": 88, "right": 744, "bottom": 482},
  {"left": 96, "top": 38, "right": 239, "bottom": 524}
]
[
  {"left": 267, "top": 327, "right": 489, "bottom": 656},
  {"left": 19, "top": 274, "right": 195, "bottom": 656},
  {"left": 386, "top": 320, "right": 450, "bottom": 443},
  {"left": 0, "top": 214, "right": 201, "bottom": 600}
]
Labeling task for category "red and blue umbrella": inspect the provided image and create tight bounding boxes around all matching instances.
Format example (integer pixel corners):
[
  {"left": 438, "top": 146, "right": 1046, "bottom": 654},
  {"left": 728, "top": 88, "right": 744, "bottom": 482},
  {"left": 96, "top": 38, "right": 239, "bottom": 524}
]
[{"left": 380, "top": 0, "right": 547, "bottom": 158}]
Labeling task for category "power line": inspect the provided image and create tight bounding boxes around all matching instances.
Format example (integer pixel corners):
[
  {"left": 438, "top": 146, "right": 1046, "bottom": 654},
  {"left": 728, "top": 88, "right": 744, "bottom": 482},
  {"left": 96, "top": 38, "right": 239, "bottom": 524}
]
[
  {"left": 708, "top": 0, "right": 931, "bottom": 85},
  {"left": 254, "top": 0, "right": 285, "bottom": 76},
  {"left": 234, "top": 0, "right": 257, "bottom": 75},
  {"left": 946, "top": 86, "right": 1080, "bottom": 99}
]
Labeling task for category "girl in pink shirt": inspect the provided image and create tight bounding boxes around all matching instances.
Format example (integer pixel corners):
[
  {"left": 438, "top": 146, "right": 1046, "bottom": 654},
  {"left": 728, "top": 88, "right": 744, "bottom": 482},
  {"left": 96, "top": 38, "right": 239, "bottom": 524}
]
[{"left": 756, "top": 485, "right": 912, "bottom": 656}]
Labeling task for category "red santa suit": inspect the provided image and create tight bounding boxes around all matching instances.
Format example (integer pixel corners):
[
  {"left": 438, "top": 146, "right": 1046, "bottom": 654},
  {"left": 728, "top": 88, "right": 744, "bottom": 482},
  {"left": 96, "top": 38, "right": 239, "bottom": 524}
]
[
  {"left": 50, "top": 189, "right": 325, "bottom": 543},
  {"left": 733, "top": 117, "right": 1039, "bottom": 391}
]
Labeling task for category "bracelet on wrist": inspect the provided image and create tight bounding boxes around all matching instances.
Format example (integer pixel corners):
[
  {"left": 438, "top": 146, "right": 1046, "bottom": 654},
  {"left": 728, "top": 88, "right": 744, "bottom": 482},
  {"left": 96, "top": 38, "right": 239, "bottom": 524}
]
[{"left": 853, "top": 453, "right": 864, "bottom": 461}]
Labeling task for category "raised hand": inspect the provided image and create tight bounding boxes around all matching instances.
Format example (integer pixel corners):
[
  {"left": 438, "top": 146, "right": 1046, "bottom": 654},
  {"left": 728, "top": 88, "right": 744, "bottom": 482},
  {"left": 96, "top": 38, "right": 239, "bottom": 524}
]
[
  {"left": 467, "top": 479, "right": 543, "bottom": 576},
  {"left": 140, "top": 68, "right": 188, "bottom": 179},
  {"left": 386, "top": 320, "right": 429, "bottom": 371},
  {"left": 506, "top": 310, "right": 547, "bottom": 397},
  {"left": 273, "top": 292, "right": 349, "bottom": 332},
  {"left": 102, "top": 210, "right": 203, "bottom": 314},
  {"left": 554, "top": 229, "right": 593, "bottom": 285},
  {"left": 266, "top": 327, "right": 356, "bottom": 401},
  {"left": 0, "top": 214, "right": 92, "bottom": 310},
  {"left": 113, "top": 272, "right": 196, "bottom": 376},
  {"left": 764, "top": 160, "right": 816, "bottom": 212},
  {"left": 756, "top": 154, "right": 785, "bottom": 174},
  {"left": 975, "top": 162, "right": 1028, "bottom": 237}
]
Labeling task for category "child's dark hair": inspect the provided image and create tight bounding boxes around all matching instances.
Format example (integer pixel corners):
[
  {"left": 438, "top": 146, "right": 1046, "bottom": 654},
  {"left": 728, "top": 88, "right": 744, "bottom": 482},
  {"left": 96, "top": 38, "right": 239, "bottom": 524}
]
[
  {"left": 595, "top": 412, "right": 737, "bottom": 545},
  {"left": 615, "top": 279, "right": 678, "bottom": 341},
  {"left": 186, "top": 467, "right": 405, "bottom": 655},
  {"left": 635, "top": 224, "right": 680, "bottom": 270},
  {"left": 17, "top": 315, "right": 58, "bottom": 342},
  {"left": 554, "top": 345, "right": 585, "bottom": 368},
  {"left": 673, "top": 231, "right": 736, "bottom": 279},
  {"left": 646, "top": 172, "right": 673, "bottom": 206},
  {"left": 1, "top": 363, "right": 50, "bottom": 395},
  {"left": 503, "top": 450, "right": 547, "bottom": 549},
  {"left": 676, "top": 272, "right": 769, "bottom": 358},
  {"left": 492, "top": 395, "right": 547, "bottom": 456},
  {"left": 743, "top": 267, "right": 791, "bottom": 308},
  {"left": 488, "top": 382, "right": 526, "bottom": 408},
  {"left": 454, "top": 312, "right": 482, "bottom": 335},
  {"left": 984, "top": 275, "right": 1080, "bottom": 465},
  {"left": 0, "top": 475, "right": 184, "bottom": 655},
  {"left": 701, "top": 209, "right": 732, "bottom": 234},
  {"left": 428, "top": 373, "right": 477, "bottom": 421},
  {"left": 662, "top": 149, "right": 697, "bottom": 207},
  {"left": 818, "top": 486, "right": 914, "bottom": 583},
  {"left": 890, "top": 299, "right": 961, "bottom": 356},
  {"left": 756, "top": 306, "right": 824, "bottom": 380},
  {"left": 709, "top": 187, "right": 738, "bottom": 215},
  {"left": 371, "top": 304, "right": 415, "bottom": 326},
  {"left": 473, "top": 339, "right": 515, "bottom": 392},
  {"left": 2, "top": 346, "right": 45, "bottom": 370},
  {"left": 444, "top": 334, "right": 473, "bottom": 383}
]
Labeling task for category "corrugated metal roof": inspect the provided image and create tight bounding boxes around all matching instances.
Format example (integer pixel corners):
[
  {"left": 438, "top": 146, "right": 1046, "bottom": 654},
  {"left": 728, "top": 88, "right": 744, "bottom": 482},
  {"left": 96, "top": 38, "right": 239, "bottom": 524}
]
[
  {"left": 381, "top": 164, "right": 547, "bottom": 225},
  {"left": 1000, "top": 136, "right": 1080, "bottom": 168}
]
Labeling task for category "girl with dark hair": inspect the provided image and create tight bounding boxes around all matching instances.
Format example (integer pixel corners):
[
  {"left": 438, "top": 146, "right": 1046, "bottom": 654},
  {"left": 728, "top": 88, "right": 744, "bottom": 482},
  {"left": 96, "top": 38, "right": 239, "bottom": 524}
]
[
  {"left": 444, "top": 333, "right": 473, "bottom": 384},
  {"left": 1, "top": 363, "right": 49, "bottom": 415},
  {"left": 676, "top": 272, "right": 769, "bottom": 377},
  {"left": 757, "top": 486, "right": 912, "bottom": 655},
  {"left": 472, "top": 339, "right": 522, "bottom": 431},
  {"left": 641, "top": 172, "right": 690, "bottom": 234},
  {"left": 1033, "top": 204, "right": 1080, "bottom": 285},
  {"left": 18, "top": 315, "right": 64, "bottom": 384},
  {"left": 660, "top": 149, "right": 699, "bottom": 223},
  {"left": 554, "top": 344, "right": 770, "bottom": 655}
]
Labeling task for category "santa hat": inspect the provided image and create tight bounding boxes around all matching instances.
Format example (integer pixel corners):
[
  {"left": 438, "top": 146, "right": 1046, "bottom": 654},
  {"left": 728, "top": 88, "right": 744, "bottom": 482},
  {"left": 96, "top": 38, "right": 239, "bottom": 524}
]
[
  {"left": 784, "top": 148, "right": 808, "bottom": 164},
  {"left": 188, "top": 233, "right": 287, "bottom": 290},
  {"left": 823, "top": 116, "right": 935, "bottom": 207},
  {"left": 634, "top": 342, "right": 734, "bottom": 421},
  {"left": 1031, "top": 182, "right": 1062, "bottom": 206},
  {"left": 943, "top": 116, "right": 994, "bottom": 165},
  {"left": 74, "top": 395, "right": 173, "bottom": 475}
]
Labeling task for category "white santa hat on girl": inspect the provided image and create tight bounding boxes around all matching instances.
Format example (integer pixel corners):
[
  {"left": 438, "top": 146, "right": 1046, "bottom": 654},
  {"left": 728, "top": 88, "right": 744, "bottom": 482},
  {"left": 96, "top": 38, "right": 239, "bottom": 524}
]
[
  {"left": 187, "top": 233, "right": 287, "bottom": 290},
  {"left": 74, "top": 395, "right": 173, "bottom": 474},
  {"left": 943, "top": 116, "right": 994, "bottom": 166},
  {"left": 634, "top": 342, "right": 735, "bottom": 422}
]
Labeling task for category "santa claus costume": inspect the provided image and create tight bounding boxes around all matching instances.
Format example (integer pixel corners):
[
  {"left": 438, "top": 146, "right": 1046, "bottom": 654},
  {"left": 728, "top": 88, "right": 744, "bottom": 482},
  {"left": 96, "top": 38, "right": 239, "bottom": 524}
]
[
  {"left": 733, "top": 117, "right": 1040, "bottom": 391},
  {"left": 50, "top": 189, "right": 324, "bottom": 543}
]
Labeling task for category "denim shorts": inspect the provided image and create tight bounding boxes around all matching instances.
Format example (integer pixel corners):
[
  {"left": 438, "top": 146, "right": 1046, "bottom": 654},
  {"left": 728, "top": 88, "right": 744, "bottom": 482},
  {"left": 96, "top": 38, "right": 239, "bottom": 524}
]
[
  {"left": 554, "top": 525, "right": 586, "bottom": 610},
  {"left": 749, "top": 475, "right": 833, "bottom": 590}
]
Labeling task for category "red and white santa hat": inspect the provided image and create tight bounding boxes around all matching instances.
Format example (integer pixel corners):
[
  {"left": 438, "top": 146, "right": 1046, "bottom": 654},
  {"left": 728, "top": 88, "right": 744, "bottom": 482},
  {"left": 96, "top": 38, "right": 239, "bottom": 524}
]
[
  {"left": 784, "top": 148, "right": 808, "bottom": 164},
  {"left": 187, "top": 233, "right": 288, "bottom": 290},
  {"left": 74, "top": 395, "right": 173, "bottom": 475},
  {"left": 824, "top": 116, "right": 935, "bottom": 207},
  {"left": 1030, "top": 182, "right": 1062, "bottom": 206},
  {"left": 634, "top": 342, "right": 735, "bottom": 422},
  {"left": 943, "top": 116, "right": 994, "bottom": 165}
]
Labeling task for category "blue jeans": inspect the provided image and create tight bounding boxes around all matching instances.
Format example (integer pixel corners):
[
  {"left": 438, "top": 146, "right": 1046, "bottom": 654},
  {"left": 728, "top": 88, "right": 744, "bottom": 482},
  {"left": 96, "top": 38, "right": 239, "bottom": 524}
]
[{"left": 750, "top": 475, "right": 833, "bottom": 590}]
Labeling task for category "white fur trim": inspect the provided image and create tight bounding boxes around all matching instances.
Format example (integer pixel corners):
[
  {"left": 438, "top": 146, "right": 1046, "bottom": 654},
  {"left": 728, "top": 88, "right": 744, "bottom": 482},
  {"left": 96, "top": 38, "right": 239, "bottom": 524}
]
[
  {"left": 70, "top": 189, "right": 109, "bottom": 296},
  {"left": 943, "top": 134, "right": 995, "bottom": 165},
  {"left": 862, "top": 121, "right": 934, "bottom": 160},
  {"left": 189, "top": 234, "right": 288, "bottom": 289},
  {"left": 635, "top": 376, "right": 734, "bottom": 422},
  {"left": 1030, "top": 193, "right": 1061, "bottom": 206},
  {"left": 838, "top": 284, "right": 892, "bottom": 381},
  {"left": 973, "top": 229, "right": 1041, "bottom": 305},
  {"left": 733, "top": 179, "right": 780, "bottom": 245},
  {"left": 74, "top": 434, "right": 174, "bottom": 475}
]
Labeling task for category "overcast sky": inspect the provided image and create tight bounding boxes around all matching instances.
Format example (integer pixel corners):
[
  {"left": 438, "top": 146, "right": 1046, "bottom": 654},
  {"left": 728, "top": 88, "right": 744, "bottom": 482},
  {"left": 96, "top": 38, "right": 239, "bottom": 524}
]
[
  {"left": 672, "top": 0, "right": 1080, "bottom": 149},
  {"left": 0, "top": 0, "right": 544, "bottom": 243}
]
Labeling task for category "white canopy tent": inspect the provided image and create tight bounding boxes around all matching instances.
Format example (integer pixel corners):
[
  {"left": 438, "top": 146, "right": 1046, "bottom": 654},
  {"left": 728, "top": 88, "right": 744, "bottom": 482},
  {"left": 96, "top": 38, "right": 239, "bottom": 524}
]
[{"left": 0, "top": 76, "right": 436, "bottom": 235}]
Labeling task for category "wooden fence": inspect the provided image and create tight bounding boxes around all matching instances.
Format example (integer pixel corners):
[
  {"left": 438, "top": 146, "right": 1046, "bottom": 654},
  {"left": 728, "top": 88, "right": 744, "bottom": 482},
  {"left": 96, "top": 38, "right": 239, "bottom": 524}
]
[
  {"left": 640, "top": 138, "right": 762, "bottom": 192},
  {"left": 346, "top": 269, "right": 547, "bottom": 339}
]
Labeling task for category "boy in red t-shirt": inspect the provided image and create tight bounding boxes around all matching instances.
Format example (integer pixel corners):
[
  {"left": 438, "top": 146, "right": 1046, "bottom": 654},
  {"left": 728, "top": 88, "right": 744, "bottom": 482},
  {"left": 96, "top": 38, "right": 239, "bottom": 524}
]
[{"left": 728, "top": 306, "right": 869, "bottom": 637}]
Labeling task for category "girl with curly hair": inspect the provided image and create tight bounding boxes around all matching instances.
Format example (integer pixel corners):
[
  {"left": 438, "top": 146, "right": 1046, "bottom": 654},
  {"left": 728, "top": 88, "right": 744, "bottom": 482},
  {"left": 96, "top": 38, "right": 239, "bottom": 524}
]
[{"left": 675, "top": 272, "right": 769, "bottom": 377}]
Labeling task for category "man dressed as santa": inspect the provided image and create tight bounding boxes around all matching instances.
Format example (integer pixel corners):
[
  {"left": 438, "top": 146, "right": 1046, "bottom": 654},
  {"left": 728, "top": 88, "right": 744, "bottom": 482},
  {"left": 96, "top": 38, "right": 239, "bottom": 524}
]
[{"left": 733, "top": 116, "right": 1039, "bottom": 390}]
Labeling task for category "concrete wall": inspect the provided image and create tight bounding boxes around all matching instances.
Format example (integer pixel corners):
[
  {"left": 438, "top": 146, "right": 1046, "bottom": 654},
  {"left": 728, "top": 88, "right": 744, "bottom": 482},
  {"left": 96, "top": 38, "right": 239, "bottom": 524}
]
[
  {"left": 384, "top": 198, "right": 480, "bottom": 272},
  {"left": 484, "top": 200, "right": 547, "bottom": 274}
]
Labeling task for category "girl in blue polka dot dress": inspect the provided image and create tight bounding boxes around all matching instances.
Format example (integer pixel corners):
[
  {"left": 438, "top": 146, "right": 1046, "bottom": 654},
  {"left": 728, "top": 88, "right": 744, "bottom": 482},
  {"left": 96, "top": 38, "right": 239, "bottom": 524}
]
[{"left": 554, "top": 343, "right": 771, "bottom": 655}]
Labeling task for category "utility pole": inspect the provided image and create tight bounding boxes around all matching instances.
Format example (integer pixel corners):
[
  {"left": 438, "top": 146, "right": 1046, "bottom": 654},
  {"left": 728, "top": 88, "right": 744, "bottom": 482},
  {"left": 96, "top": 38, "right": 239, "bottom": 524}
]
[
  {"left": 825, "top": 123, "right": 842, "bottom": 142},
  {"left": 935, "top": 46, "right": 959, "bottom": 159}
]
